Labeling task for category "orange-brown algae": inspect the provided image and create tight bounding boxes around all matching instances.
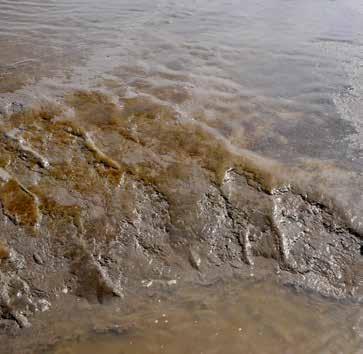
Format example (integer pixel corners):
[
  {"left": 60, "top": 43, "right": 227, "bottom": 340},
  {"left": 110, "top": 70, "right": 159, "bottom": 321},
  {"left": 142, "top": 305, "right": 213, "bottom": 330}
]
[{"left": 0, "top": 179, "right": 39, "bottom": 227}]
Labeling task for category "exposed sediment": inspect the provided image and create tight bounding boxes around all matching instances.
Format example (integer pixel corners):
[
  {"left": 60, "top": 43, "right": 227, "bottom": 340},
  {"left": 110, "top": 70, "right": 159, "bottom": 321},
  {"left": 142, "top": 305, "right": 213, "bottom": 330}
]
[{"left": 0, "top": 91, "right": 362, "bottom": 332}]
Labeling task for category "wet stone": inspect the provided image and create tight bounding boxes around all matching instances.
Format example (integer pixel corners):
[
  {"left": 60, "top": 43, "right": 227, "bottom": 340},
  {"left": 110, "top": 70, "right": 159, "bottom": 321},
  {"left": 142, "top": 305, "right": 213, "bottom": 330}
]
[
  {"left": 33, "top": 253, "right": 43, "bottom": 265},
  {"left": 189, "top": 248, "right": 202, "bottom": 270},
  {"left": 0, "top": 89, "right": 360, "bottom": 337}
]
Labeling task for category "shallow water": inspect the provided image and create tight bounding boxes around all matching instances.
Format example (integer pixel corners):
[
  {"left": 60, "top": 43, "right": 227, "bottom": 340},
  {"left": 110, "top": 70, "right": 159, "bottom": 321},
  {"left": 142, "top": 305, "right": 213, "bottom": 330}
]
[
  {"left": 49, "top": 281, "right": 362, "bottom": 354},
  {"left": 0, "top": 0, "right": 362, "bottom": 166},
  {"left": 0, "top": 0, "right": 362, "bottom": 218},
  {"left": 0, "top": 1, "right": 363, "bottom": 353}
]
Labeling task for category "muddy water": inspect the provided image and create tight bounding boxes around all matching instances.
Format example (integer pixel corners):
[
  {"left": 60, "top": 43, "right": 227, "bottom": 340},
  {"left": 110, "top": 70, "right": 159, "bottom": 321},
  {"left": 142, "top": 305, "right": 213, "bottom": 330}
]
[
  {"left": 47, "top": 281, "right": 362, "bottom": 354},
  {"left": 0, "top": 0, "right": 363, "bottom": 353},
  {"left": 1, "top": 0, "right": 362, "bottom": 165}
]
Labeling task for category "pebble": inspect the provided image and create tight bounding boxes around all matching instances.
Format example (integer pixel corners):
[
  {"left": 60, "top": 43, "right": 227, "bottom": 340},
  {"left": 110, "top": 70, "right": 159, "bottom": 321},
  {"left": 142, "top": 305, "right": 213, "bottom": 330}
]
[
  {"left": 37, "top": 299, "right": 51, "bottom": 312},
  {"left": 189, "top": 249, "right": 202, "bottom": 270},
  {"left": 33, "top": 253, "right": 44, "bottom": 265}
]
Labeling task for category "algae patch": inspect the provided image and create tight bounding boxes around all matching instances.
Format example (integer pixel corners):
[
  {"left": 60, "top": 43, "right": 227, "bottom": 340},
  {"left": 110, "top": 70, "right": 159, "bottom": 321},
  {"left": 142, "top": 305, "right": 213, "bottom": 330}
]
[{"left": 0, "top": 179, "right": 40, "bottom": 227}]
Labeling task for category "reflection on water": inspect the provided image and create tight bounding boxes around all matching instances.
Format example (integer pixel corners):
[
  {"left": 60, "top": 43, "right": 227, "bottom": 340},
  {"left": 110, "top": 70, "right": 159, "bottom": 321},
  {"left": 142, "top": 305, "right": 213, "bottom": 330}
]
[{"left": 50, "top": 281, "right": 362, "bottom": 354}]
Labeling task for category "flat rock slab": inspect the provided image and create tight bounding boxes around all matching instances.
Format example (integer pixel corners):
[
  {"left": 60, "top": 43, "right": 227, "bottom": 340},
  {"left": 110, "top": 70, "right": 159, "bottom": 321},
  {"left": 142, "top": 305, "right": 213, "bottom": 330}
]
[{"left": 0, "top": 91, "right": 361, "bottom": 331}]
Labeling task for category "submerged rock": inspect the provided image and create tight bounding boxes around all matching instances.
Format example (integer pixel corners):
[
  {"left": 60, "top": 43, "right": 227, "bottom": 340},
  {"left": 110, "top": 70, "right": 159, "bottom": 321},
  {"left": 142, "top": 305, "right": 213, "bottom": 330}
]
[{"left": 0, "top": 90, "right": 361, "bottom": 328}]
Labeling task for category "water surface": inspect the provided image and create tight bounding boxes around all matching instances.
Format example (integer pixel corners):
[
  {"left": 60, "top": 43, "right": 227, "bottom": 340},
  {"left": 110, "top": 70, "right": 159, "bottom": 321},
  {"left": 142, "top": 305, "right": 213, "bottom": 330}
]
[
  {"left": 49, "top": 281, "right": 362, "bottom": 354},
  {"left": 1, "top": 0, "right": 362, "bottom": 166},
  {"left": 0, "top": 1, "right": 363, "bottom": 353}
]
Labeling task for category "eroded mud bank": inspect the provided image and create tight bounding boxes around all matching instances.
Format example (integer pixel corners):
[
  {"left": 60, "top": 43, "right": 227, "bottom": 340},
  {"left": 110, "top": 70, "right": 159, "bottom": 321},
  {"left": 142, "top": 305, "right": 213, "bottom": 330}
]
[{"left": 0, "top": 91, "right": 362, "bottom": 336}]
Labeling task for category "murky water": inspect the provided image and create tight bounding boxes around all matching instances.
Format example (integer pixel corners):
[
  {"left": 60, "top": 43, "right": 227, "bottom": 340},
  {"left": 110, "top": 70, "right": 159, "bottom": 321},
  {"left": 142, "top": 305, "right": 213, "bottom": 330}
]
[
  {"left": 1, "top": 0, "right": 362, "bottom": 165},
  {"left": 1, "top": 0, "right": 362, "bottom": 212},
  {"left": 0, "top": 1, "right": 363, "bottom": 353},
  {"left": 48, "top": 281, "right": 362, "bottom": 354}
]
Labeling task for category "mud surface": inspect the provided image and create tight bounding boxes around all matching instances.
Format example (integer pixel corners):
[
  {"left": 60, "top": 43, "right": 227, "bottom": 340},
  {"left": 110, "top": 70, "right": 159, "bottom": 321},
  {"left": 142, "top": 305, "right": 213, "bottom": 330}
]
[
  {"left": 0, "top": 0, "right": 363, "bottom": 352},
  {"left": 0, "top": 91, "right": 362, "bottom": 338}
]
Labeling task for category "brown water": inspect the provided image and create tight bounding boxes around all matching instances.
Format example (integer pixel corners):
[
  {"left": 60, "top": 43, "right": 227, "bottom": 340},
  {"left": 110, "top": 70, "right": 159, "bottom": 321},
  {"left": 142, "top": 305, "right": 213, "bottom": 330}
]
[
  {"left": 1, "top": 0, "right": 362, "bottom": 165},
  {"left": 1, "top": 0, "right": 362, "bottom": 214},
  {"left": 47, "top": 281, "right": 363, "bottom": 354},
  {"left": 0, "top": 1, "right": 363, "bottom": 353}
]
